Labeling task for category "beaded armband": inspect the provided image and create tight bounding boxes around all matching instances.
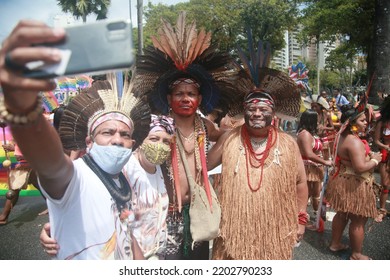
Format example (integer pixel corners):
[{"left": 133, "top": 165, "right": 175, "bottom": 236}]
[{"left": 0, "top": 94, "right": 43, "bottom": 125}]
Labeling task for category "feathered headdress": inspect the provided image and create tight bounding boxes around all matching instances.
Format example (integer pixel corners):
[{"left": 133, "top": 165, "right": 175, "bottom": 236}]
[
  {"left": 303, "top": 94, "right": 330, "bottom": 110},
  {"left": 59, "top": 72, "right": 151, "bottom": 151},
  {"left": 236, "top": 29, "right": 301, "bottom": 120},
  {"left": 133, "top": 11, "right": 243, "bottom": 117}
]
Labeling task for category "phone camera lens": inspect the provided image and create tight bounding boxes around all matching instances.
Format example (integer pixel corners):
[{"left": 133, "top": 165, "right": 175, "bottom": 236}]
[{"left": 107, "top": 21, "right": 126, "bottom": 31}]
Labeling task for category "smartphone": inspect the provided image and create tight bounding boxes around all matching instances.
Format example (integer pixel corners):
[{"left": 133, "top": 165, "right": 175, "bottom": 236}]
[{"left": 21, "top": 19, "right": 134, "bottom": 79}]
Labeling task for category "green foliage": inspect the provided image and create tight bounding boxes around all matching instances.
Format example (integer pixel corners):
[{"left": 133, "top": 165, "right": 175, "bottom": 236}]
[
  {"left": 325, "top": 44, "right": 355, "bottom": 72},
  {"left": 143, "top": 0, "right": 299, "bottom": 54},
  {"left": 299, "top": 0, "right": 374, "bottom": 50},
  {"left": 57, "top": 0, "right": 111, "bottom": 22},
  {"left": 320, "top": 70, "right": 341, "bottom": 91},
  {"left": 352, "top": 69, "right": 368, "bottom": 87}
]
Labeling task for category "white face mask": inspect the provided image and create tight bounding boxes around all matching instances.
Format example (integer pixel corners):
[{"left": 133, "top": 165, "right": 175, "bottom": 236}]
[{"left": 89, "top": 143, "right": 132, "bottom": 175}]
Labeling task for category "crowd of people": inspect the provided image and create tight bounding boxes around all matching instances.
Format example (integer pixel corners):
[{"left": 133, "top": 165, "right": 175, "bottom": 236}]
[{"left": 0, "top": 12, "right": 389, "bottom": 260}]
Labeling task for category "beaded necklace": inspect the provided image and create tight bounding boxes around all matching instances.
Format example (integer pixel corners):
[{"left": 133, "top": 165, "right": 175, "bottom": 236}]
[
  {"left": 168, "top": 114, "right": 209, "bottom": 211},
  {"left": 241, "top": 125, "right": 277, "bottom": 191}
]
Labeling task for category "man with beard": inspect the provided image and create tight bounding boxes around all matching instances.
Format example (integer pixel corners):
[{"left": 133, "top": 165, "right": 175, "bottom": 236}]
[{"left": 207, "top": 35, "right": 308, "bottom": 260}]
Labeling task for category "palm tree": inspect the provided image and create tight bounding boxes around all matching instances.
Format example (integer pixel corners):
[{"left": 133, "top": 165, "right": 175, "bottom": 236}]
[{"left": 57, "top": 0, "right": 111, "bottom": 23}]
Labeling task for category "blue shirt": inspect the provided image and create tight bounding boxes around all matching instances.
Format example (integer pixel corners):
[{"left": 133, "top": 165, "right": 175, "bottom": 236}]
[{"left": 335, "top": 94, "right": 349, "bottom": 110}]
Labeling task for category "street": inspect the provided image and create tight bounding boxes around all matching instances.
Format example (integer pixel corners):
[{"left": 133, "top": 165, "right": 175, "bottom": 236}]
[{"left": 0, "top": 187, "right": 389, "bottom": 260}]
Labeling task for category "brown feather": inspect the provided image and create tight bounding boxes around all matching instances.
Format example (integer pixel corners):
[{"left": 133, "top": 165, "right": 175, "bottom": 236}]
[
  {"left": 188, "top": 29, "right": 211, "bottom": 64},
  {"left": 160, "top": 19, "right": 179, "bottom": 56},
  {"left": 184, "top": 21, "right": 198, "bottom": 60},
  {"left": 176, "top": 11, "right": 186, "bottom": 56}
]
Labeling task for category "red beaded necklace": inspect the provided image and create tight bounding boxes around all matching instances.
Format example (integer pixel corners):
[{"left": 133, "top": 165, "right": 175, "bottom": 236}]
[{"left": 241, "top": 125, "right": 277, "bottom": 191}]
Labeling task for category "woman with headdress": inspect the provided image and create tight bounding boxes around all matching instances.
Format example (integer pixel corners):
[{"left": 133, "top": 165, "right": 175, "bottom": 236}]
[
  {"left": 325, "top": 98, "right": 382, "bottom": 260},
  {"left": 124, "top": 114, "right": 175, "bottom": 259},
  {"left": 304, "top": 94, "right": 335, "bottom": 160},
  {"left": 296, "top": 109, "right": 332, "bottom": 227},
  {"left": 373, "top": 96, "right": 390, "bottom": 222},
  {"left": 208, "top": 32, "right": 308, "bottom": 260}
]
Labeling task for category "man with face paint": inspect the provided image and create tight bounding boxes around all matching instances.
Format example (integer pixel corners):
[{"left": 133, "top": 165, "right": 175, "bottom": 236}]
[
  {"left": 133, "top": 12, "right": 243, "bottom": 260},
  {"left": 208, "top": 90, "right": 308, "bottom": 260},
  {"left": 207, "top": 34, "right": 308, "bottom": 259},
  {"left": 0, "top": 21, "right": 150, "bottom": 259}
]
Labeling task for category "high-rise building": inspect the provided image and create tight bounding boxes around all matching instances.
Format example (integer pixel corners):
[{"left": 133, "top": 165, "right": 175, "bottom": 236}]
[
  {"left": 288, "top": 28, "right": 303, "bottom": 66},
  {"left": 271, "top": 31, "right": 289, "bottom": 70},
  {"left": 272, "top": 27, "right": 340, "bottom": 71}
]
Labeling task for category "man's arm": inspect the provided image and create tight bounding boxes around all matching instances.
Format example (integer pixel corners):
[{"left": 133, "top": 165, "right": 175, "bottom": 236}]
[
  {"left": 202, "top": 116, "right": 225, "bottom": 142},
  {"left": 0, "top": 20, "right": 73, "bottom": 199},
  {"left": 207, "top": 130, "right": 230, "bottom": 170}
]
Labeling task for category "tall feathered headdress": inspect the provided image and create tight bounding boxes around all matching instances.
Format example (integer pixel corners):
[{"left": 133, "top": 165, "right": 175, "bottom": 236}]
[
  {"left": 236, "top": 29, "right": 301, "bottom": 120},
  {"left": 59, "top": 72, "right": 151, "bottom": 151},
  {"left": 133, "top": 11, "right": 243, "bottom": 117}
]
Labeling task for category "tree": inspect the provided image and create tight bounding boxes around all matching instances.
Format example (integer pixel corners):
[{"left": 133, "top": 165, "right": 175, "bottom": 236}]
[
  {"left": 57, "top": 0, "right": 111, "bottom": 22},
  {"left": 142, "top": 0, "right": 299, "bottom": 55},
  {"left": 298, "top": 0, "right": 390, "bottom": 104},
  {"left": 320, "top": 70, "right": 342, "bottom": 92},
  {"left": 368, "top": 0, "right": 390, "bottom": 103}
]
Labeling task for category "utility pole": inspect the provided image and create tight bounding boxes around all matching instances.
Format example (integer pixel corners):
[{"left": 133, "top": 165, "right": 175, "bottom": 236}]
[
  {"left": 316, "top": 36, "right": 320, "bottom": 94},
  {"left": 129, "top": 0, "right": 132, "bottom": 23},
  {"left": 137, "top": 0, "right": 143, "bottom": 55}
]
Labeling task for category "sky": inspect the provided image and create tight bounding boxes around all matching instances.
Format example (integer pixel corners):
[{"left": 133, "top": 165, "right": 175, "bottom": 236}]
[{"left": 0, "top": 0, "right": 188, "bottom": 43}]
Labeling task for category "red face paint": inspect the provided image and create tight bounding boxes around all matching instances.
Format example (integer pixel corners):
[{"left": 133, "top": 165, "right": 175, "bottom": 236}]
[{"left": 169, "top": 84, "right": 201, "bottom": 117}]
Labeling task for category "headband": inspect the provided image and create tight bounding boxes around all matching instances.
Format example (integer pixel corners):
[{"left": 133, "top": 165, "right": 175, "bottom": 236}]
[
  {"left": 150, "top": 114, "right": 175, "bottom": 135},
  {"left": 89, "top": 112, "right": 133, "bottom": 135},
  {"left": 169, "top": 78, "right": 201, "bottom": 90},
  {"left": 244, "top": 91, "right": 275, "bottom": 109}
]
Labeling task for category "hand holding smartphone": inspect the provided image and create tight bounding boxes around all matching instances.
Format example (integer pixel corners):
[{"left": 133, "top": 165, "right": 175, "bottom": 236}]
[{"left": 12, "top": 19, "right": 134, "bottom": 79}]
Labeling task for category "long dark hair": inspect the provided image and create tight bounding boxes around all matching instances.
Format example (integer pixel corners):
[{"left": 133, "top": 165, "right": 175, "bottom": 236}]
[
  {"left": 297, "top": 109, "right": 318, "bottom": 135},
  {"left": 380, "top": 96, "right": 390, "bottom": 122},
  {"left": 340, "top": 103, "right": 358, "bottom": 123}
]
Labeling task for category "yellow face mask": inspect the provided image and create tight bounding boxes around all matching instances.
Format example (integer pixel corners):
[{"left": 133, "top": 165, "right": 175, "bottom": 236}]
[{"left": 140, "top": 142, "right": 171, "bottom": 165}]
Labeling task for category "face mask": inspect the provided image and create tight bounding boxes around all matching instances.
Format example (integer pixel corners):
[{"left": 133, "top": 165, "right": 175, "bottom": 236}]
[
  {"left": 89, "top": 143, "right": 132, "bottom": 174},
  {"left": 140, "top": 142, "right": 171, "bottom": 165}
]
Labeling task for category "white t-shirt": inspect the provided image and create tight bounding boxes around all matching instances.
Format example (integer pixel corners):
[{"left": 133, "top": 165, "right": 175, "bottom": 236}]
[
  {"left": 41, "top": 158, "right": 135, "bottom": 260},
  {"left": 124, "top": 156, "right": 168, "bottom": 259}
]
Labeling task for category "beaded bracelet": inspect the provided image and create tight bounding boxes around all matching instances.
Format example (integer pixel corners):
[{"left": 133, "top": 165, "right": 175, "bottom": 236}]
[
  {"left": 298, "top": 211, "right": 308, "bottom": 225},
  {"left": 0, "top": 94, "right": 43, "bottom": 125}
]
